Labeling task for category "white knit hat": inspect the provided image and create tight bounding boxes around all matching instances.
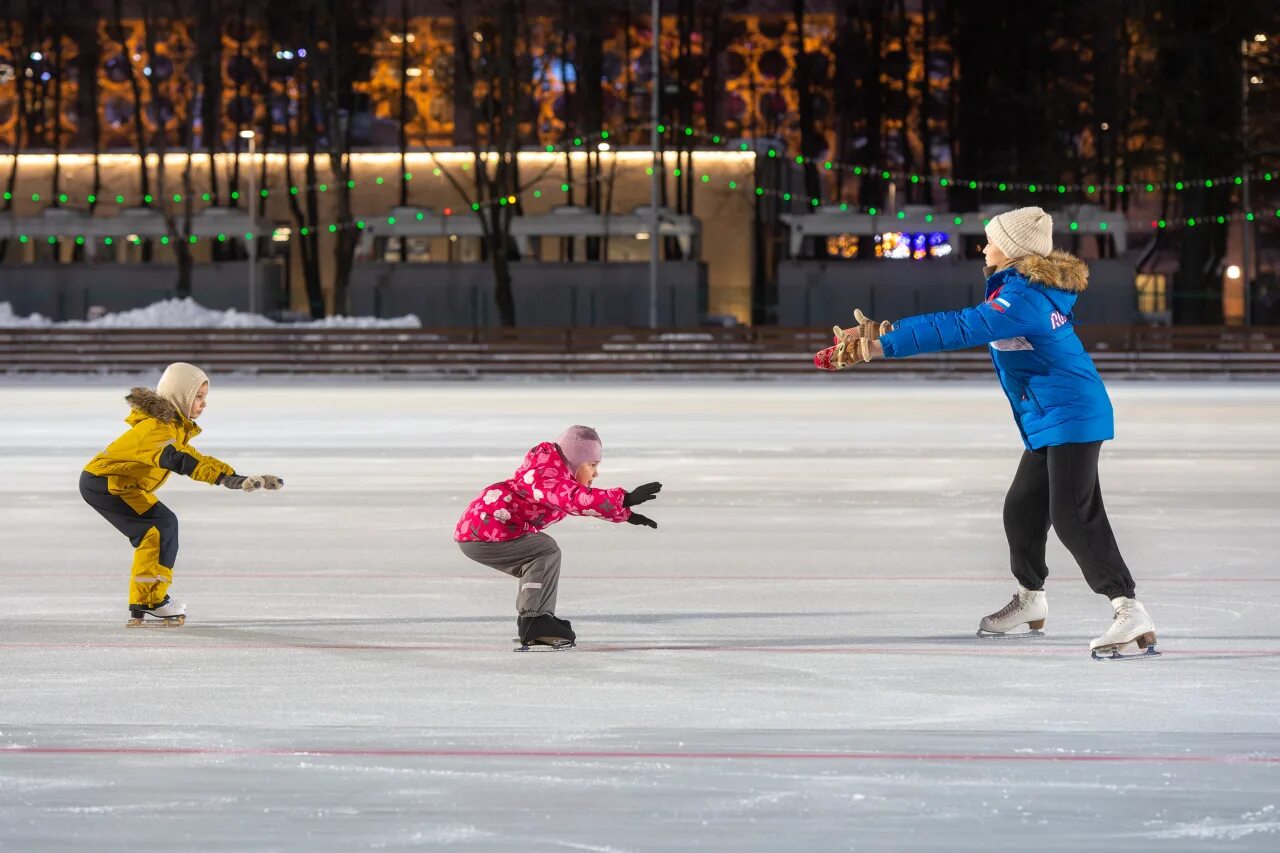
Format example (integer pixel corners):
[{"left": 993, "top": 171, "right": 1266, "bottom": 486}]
[
  {"left": 985, "top": 206, "right": 1054, "bottom": 259},
  {"left": 156, "top": 362, "right": 209, "bottom": 419}
]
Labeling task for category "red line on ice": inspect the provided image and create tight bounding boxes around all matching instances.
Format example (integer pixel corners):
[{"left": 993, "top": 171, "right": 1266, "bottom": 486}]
[{"left": 3, "top": 745, "right": 1277, "bottom": 765}]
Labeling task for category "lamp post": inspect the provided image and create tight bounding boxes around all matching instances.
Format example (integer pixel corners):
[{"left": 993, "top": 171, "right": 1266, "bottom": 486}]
[
  {"left": 1241, "top": 37, "right": 1253, "bottom": 326},
  {"left": 1240, "top": 33, "right": 1268, "bottom": 326},
  {"left": 648, "top": 0, "right": 660, "bottom": 328},
  {"left": 240, "top": 129, "right": 258, "bottom": 315}
]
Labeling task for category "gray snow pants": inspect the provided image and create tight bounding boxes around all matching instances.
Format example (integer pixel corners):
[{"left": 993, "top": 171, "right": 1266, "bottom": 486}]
[{"left": 458, "top": 532, "right": 561, "bottom": 616}]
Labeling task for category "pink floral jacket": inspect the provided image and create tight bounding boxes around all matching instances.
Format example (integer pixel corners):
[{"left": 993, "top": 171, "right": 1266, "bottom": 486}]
[{"left": 454, "top": 442, "right": 632, "bottom": 543}]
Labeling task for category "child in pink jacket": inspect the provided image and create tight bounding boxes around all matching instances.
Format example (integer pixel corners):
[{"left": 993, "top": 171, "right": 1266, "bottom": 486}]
[{"left": 455, "top": 425, "right": 661, "bottom": 648}]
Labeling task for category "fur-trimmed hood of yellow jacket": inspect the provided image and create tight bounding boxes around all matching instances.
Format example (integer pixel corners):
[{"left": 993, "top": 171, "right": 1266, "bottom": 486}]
[
  {"left": 1012, "top": 250, "right": 1089, "bottom": 293},
  {"left": 124, "top": 387, "right": 183, "bottom": 425}
]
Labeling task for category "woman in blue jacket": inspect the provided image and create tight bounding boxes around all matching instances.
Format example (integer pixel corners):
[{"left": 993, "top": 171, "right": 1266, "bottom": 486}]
[{"left": 819, "top": 206, "right": 1156, "bottom": 659}]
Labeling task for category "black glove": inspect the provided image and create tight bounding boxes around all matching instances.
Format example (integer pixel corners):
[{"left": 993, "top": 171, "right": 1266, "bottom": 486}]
[
  {"left": 626, "top": 511, "right": 658, "bottom": 529},
  {"left": 624, "top": 482, "right": 662, "bottom": 508}
]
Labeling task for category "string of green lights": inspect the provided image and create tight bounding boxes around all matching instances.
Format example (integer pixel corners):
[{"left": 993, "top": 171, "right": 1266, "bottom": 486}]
[
  {"left": 9, "top": 189, "right": 1276, "bottom": 249},
  {"left": 6, "top": 123, "right": 1278, "bottom": 209}
]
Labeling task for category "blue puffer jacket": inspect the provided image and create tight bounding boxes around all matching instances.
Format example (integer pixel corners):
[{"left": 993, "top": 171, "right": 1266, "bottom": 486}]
[{"left": 879, "top": 251, "right": 1114, "bottom": 450}]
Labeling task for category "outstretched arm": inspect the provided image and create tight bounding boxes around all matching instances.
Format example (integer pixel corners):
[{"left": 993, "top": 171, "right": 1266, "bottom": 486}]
[
  {"left": 526, "top": 470, "right": 632, "bottom": 522},
  {"left": 878, "top": 293, "right": 1039, "bottom": 359},
  {"left": 141, "top": 426, "right": 282, "bottom": 490}
]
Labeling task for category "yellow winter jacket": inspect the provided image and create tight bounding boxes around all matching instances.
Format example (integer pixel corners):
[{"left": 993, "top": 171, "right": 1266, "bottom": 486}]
[{"left": 84, "top": 387, "right": 235, "bottom": 512}]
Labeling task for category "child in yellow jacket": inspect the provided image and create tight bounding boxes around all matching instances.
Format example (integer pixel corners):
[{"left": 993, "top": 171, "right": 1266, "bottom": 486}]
[{"left": 80, "top": 362, "right": 283, "bottom": 626}]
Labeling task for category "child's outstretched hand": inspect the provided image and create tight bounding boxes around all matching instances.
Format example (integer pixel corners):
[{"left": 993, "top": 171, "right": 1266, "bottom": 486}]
[
  {"left": 626, "top": 511, "right": 658, "bottom": 529},
  {"left": 222, "top": 474, "right": 261, "bottom": 491},
  {"left": 624, "top": 482, "right": 662, "bottom": 508},
  {"left": 221, "top": 474, "right": 285, "bottom": 492}
]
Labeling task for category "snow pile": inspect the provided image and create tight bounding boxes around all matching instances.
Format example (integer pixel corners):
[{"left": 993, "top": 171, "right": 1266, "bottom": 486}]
[
  {"left": 0, "top": 302, "right": 55, "bottom": 328},
  {"left": 0, "top": 298, "right": 421, "bottom": 329},
  {"left": 284, "top": 312, "right": 422, "bottom": 329},
  {"left": 85, "top": 299, "right": 276, "bottom": 329}
]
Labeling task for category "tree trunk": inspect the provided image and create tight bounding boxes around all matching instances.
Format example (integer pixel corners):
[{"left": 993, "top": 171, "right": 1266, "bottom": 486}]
[
  {"left": 302, "top": 47, "right": 324, "bottom": 318},
  {"left": 51, "top": 6, "right": 63, "bottom": 210},
  {"left": 0, "top": 15, "right": 27, "bottom": 262},
  {"left": 793, "top": 0, "right": 821, "bottom": 208},
  {"left": 577, "top": 7, "right": 604, "bottom": 259},
  {"left": 859, "top": 1, "right": 884, "bottom": 210},
  {"left": 398, "top": 0, "right": 409, "bottom": 230},
  {"left": 111, "top": 0, "right": 153, "bottom": 260},
  {"left": 919, "top": 0, "right": 932, "bottom": 204},
  {"left": 327, "top": 0, "right": 361, "bottom": 316},
  {"left": 489, "top": 0, "right": 520, "bottom": 326}
]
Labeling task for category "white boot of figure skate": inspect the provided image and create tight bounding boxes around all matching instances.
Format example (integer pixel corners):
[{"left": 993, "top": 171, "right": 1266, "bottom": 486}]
[
  {"left": 1090, "top": 597, "right": 1158, "bottom": 660},
  {"left": 977, "top": 585, "right": 1047, "bottom": 638},
  {"left": 127, "top": 595, "right": 187, "bottom": 627}
]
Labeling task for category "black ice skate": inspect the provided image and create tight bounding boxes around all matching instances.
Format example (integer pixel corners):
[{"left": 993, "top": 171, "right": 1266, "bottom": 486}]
[
  {"left": 514, "top": 614, "right": 576, "bottom": 651},
  {"left": 127, "top": 595, "right": 187, "bottom": 627}
]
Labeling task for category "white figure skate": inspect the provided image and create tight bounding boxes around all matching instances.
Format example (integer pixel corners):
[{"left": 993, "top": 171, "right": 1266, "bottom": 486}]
[
  {"left": 127, "top": 595, "right": 186, "bottom": 627},
  {"left": 977, "top": 586, "right": 1047, "bottom": 638},
  {"left": 1090, "top": 597, "right": 1159, "bottom": 660}
]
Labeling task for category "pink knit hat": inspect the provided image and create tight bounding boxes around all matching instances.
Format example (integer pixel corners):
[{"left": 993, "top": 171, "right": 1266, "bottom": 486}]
[{"left": 557, "top": 425, "right": 603, "bottom": 470}]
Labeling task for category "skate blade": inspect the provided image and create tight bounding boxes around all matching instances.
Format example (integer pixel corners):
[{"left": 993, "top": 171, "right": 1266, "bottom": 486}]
[
  {"left": 126, "top": 615, "right": 186, "bottom": 628},
  {"left": 1091, "top": 643, "right": 1160, "bottom": 661},
  {"left": 976, "top": 628, "right": 1045, "bottom": 639},
  {"left": 513, "top": 639, "right": 576, "bottom": 652}
]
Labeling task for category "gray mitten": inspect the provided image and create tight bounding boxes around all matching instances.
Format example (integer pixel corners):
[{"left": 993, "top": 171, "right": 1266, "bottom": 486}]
[
  {"left": 260, "top": 475, "right": 284, "bottom": 491},
  {"left": 222, "top": 474, "right": 264, "bottom": 492}
]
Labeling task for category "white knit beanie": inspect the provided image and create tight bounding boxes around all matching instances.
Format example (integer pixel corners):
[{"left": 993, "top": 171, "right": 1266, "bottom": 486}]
[
  {"left": 985, "top": 206, "right": 1054, "bottom": 259},
  {"left": 156, "top": 362, "right": 209, "bottom": 419}
]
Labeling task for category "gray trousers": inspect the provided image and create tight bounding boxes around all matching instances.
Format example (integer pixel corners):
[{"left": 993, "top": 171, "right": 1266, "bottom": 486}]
[{"left": 458, "top": 533, "right": 561, "bottom": 616}]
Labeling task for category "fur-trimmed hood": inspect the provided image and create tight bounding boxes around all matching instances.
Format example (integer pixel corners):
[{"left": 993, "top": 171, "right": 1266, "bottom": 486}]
[
  {"left": 124, "top": 387, "right": 182, "bottom": 424},
  {"left": 1012, "top": 250, "right": 1089, "bottom": 293}
]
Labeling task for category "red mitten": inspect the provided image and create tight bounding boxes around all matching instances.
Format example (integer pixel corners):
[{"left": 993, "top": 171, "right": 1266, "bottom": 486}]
[
  {"left": 814, "top": 329, "right": 871, "bottom": 370},
  {"left": 814, "top": 342, "right": 841, "bottom": 370}
]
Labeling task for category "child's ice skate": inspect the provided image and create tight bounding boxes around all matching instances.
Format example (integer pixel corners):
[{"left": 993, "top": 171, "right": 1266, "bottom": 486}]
[
  {"left": 514, "top": 614, "right": 576, "bottom": 651},
  {"left": 977, "top": 585, "right": 1047, "bottom": 638},
  {"left": 1090, "top": 597, "right": 1159, "bottom": 661},
  {"left": 127, "top": 595, "right": 186, "bottom": 627}
]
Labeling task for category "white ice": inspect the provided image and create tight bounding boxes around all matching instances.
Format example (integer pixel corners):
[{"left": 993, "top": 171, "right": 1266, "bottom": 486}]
[{"left": 2, "top": 379, "right": 1278, "bottom": 851}]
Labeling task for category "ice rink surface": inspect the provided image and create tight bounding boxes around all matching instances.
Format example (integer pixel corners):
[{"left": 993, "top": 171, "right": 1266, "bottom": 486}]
[{"left": 2, "top": 378, "right": 1278, "bottom": 851}]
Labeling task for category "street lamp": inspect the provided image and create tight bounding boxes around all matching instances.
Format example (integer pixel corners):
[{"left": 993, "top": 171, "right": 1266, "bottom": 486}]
[
  {"left": 648, "top": 0, "right": 661, "bottom": 328},
  {"left": 1239, "top": 33, "right": 1271, "bottom": 325},
  {"left": 240, "top": 129, "right": 258, "bottom": 314}
]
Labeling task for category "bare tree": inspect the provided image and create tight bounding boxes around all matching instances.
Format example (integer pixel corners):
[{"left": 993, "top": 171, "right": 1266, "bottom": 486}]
[
  {"left": 272, "top": 3, "right": 324, "bottom": 317},
  {"left": 108, "top": 0, "right": 155, "bottom": 260},
  {"left": 793, "top": 0, "right": 821, "bottom": 207},
  {"left": 0, "top": 8, "right": 34, "bottom": 262},
  {"left": 318, "top": 2, "right": 372, "bottom": 315},
  {"left": 267, "top": 0, "right": 373, "bottom": 317},
  {"left": 138, "top": 3, "right": 200, "bottom": 297},
  {"left": 50, "top": 2, "right": 66, "bottom": 208},
  {"left": 431, "top": 0, "right": 558, "bottom": 326}
]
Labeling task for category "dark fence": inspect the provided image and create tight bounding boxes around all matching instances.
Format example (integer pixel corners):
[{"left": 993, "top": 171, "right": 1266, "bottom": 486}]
[{"left": 2, "top": 325, "right": 1279, "bottom": 378}]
